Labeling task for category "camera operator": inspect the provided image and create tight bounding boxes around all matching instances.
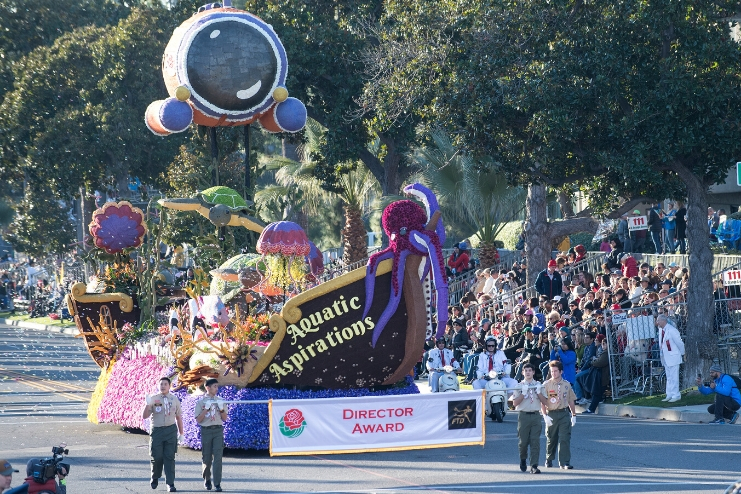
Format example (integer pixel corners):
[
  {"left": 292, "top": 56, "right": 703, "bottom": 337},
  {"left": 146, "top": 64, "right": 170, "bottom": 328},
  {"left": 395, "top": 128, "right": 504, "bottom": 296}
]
[
  {"left": 696, "top": 364, "right": 741, "bottom": 425},
  {"left": 22, "top": 458, "right": 66, "bottom": 494}
]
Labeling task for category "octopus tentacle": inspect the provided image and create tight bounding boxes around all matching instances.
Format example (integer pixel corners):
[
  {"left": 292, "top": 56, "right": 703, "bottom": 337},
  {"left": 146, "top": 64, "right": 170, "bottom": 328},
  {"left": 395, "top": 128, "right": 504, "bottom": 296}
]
[
  {"left": 371, "top": 250, "right": 411, "bottom": 347},
  {"left": 362, "top": 249, "right": 395, "bottom": 319},
  {"left": 403, "top": 183, "right": 446, "bottom": 246},
  {"left": 410, "top": 232, "right": 448, "bottom": 338}
]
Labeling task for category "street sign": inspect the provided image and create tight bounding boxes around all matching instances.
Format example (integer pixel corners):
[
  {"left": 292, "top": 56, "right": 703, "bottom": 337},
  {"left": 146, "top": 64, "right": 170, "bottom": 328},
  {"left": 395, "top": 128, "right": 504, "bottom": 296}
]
[
  {"left": 628, "top": 216, "right": 648, "bottom": 231},
  {"left": 737, "top": 162, "right": 741, "bottom": 186},
  {"left": 723, "top": 269, "right": 741, "bottom": 286}
]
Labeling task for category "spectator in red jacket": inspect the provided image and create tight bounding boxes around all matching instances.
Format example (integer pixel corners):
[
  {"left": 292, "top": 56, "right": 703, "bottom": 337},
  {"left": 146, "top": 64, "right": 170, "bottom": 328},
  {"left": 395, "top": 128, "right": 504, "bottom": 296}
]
[
  {"left": 574, "top": 244, "right": 587, "bottom": 263},
  {"left": 447, "top": 244, "right": 470, "bottom": 277},
  {"left": 620, "top": 253, "right": 638, "bottom": 278}
]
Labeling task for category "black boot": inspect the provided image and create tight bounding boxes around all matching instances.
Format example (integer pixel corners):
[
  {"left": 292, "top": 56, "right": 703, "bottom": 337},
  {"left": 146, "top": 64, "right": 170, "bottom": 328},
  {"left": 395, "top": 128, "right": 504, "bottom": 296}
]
[{"left": 520, "top": 459, "right": 527, "bottom": 472}]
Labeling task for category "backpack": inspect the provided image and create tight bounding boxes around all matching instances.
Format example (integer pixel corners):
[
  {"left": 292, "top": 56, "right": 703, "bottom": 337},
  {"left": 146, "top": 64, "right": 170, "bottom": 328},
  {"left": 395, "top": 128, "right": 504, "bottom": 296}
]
[{"left": 728, "top": 374, "right": 741, "bottom": 390}]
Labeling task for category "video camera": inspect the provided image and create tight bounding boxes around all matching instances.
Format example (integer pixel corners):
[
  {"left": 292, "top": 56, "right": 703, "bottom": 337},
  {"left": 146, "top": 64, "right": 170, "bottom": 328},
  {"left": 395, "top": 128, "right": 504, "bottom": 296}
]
[{"left": 30, "top": 444, "right": 70, "bottom": 484}]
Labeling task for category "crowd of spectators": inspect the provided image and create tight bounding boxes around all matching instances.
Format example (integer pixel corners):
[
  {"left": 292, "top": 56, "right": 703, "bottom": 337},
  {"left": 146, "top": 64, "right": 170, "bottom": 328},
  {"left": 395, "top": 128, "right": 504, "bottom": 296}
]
[{"left": 422, "top": 239, "right": 741, "bottom": 412}]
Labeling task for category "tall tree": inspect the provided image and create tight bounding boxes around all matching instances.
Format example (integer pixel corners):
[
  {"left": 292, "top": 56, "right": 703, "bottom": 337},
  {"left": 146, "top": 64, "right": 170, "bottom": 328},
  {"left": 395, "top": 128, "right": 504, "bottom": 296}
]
[
  {"left": 0, "top": 0, "right": 131, "bottom": 105},
  {"left": 0, "top": 7, "right": 187, "bottom": 251}
]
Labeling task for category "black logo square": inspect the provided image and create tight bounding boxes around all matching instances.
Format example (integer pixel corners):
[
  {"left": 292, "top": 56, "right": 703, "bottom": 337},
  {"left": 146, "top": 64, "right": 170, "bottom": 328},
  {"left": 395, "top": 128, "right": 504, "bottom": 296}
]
[{"left": 448, "top": 399, "right": 476, "bottom": 430}]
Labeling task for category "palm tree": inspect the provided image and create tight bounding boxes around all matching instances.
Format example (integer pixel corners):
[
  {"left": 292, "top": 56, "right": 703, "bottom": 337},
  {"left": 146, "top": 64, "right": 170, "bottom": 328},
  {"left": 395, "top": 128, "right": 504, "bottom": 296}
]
[
  {"left": 411, "top": 128, "right": 525, "bottom": 267},
  {"left": 256, "top": 119, "right": 380, "bottom": 264}
]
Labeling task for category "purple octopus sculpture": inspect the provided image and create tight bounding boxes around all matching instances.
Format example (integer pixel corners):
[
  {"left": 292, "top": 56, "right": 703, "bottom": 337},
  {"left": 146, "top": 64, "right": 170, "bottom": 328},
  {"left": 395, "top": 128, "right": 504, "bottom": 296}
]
[{"left": 363, "top": 184, "right": 448, "bottom": 346}]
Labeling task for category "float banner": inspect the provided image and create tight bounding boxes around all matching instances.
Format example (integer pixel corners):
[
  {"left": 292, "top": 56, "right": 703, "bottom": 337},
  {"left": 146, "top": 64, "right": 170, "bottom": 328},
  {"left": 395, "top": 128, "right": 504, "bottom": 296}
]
[{"left": 269, "top": 391, "right": 485, "bottom": 456}]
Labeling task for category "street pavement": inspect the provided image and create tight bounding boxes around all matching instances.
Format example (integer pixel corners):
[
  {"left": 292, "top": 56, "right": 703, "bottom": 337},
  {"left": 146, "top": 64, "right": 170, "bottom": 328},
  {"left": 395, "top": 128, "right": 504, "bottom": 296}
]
[{"left": 0, "top": 325, "right": 739, "bottom": 494}]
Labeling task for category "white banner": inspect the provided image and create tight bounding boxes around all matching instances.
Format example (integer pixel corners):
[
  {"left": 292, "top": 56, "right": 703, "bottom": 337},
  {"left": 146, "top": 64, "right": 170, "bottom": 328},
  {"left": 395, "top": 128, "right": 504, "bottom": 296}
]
[
  {"left": 269, "top": 391, "right": 485, "bottom": 456},
  {"left": 628, "top": 216, "right": 648, "bottom": 231},
  {"left": 723, "top": 269, "right": 741, "bottom": 286},
  {"left": 626, "top": 315, "right": 656, "bottom": 340}
]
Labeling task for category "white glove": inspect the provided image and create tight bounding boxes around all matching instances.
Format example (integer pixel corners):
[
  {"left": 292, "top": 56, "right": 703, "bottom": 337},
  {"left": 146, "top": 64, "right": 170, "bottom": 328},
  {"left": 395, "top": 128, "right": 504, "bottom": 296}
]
[
  {"left": 543, "top": 415, "right": 553, "bottom": 428},
  {"left": 177, "top": 434, "right": 184, "bottom": 444},
  {"left": 570, "top": 415, "right": 576, "bottom": 427},
  {"left": 536, "top": 382, "right": 542, "bottom": 394},
  {"left": 145, "top": 394, "right": 153, "bottom": 406},
  {"left": 216, "top": 398, "right": 225, "bottom": 412},
  {"left": 521, "top": 383, "right": 529, "bottom": 394}
]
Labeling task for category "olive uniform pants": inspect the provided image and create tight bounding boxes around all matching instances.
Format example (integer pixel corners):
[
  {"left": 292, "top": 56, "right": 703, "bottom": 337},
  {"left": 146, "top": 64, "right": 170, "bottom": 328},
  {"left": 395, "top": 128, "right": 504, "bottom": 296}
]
[
  {"left": 545, "top": 409, "right": 571, "bottom": 465},
  {"left": 150, "top": 424, "right": 178, "bottom": 486},
  {"left": 201, "top": 425, "right": 225, "bottom": 484},
  {"left": 517, "top": 411, "right": 542, "bottom": 466}
]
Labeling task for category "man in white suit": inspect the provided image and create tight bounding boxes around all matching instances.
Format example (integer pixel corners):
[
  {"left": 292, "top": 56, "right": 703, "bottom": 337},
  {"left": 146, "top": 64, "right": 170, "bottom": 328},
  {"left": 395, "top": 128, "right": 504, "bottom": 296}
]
[{"left": 657, "top": 314, "right": 685, "bottom": 402}]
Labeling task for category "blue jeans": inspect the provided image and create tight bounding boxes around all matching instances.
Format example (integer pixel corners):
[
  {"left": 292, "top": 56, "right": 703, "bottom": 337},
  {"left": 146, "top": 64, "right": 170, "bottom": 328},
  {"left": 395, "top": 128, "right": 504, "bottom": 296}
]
[
  {"left": 573, "top": 369, "right": 590, "bottom": 400},
  {"left": 650, "top": 230, "right": 662, "bottom": 254},
  {"left": 663, "top": 229, "right": 676, "bottom": 253}
]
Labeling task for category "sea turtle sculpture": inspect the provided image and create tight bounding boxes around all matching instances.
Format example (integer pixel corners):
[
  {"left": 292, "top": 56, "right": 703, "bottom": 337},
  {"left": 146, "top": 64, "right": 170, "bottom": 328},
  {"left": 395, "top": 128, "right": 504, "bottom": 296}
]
[{"left": 158, "top": 186, "right": 264, "bottom": 232}]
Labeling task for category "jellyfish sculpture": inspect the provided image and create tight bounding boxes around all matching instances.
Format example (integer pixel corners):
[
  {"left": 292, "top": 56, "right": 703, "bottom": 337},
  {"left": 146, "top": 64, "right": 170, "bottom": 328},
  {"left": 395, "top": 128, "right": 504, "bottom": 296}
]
[
  {"left": 363, "top": 184, "right": 448, "bottom": 346},
  {"left": 256, "top": 221, "right": 311, "bottom": 294}
]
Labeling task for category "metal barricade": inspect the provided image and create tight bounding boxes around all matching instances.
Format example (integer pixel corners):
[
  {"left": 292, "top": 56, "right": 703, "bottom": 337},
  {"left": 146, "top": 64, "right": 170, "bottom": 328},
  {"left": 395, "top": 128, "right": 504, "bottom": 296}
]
[
  {"left": 605, "top": 304, "right": 685, "bottom": 399},
  {"left": 604, "top": 298, "right": 741, "bottom": 399}
]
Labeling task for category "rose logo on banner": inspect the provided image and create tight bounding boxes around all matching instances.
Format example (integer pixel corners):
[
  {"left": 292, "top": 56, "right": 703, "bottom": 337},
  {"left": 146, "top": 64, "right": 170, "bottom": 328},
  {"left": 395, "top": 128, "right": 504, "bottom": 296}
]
[
  {"left": 279, "top": 408, "right": 307, "bottom": 438},
  {"left": 447, "top": 400, "right": 476, "bottom": 430}
]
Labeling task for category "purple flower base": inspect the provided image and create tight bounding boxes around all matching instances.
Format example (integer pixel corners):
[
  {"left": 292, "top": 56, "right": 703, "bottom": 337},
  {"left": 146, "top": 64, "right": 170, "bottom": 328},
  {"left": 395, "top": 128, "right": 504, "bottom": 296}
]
[{"left": 97, "top": 355, "right": 419, "bottom": 450}]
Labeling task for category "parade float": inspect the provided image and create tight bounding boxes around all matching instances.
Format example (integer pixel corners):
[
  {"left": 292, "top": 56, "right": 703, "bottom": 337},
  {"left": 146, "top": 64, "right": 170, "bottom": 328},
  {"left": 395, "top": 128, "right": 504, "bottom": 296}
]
[
  {"left": 72, "top": 0, "right": 451, "bottom": 451},
  {"left": 76, "top": 183, "right": 447, "bottom": 450}
]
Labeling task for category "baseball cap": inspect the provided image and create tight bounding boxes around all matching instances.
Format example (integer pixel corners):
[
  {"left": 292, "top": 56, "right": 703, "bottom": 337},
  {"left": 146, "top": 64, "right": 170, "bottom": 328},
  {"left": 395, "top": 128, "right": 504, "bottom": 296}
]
[
  {"left": 611, "top": 303, "right": 622, "bottom": 310},
  {"left": 595, "top": 334, "right": 606, "bottom": 343},
  {"left": 668, "top": 262, "right": 679, "bottom": 267},
  {"left": 1, "top": 459, "right": 18, "bottom": 476},
  {"left": 548, "top": 259, "right": 558, "bottom": 267},
  {"left": 633, "top": 209, "right": 641, "bottom": 214}
]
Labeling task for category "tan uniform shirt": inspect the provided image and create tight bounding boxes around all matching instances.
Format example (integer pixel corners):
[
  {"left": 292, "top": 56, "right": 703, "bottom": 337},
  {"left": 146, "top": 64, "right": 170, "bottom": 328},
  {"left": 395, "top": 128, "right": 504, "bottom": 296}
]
[
  {"left": 149, "top": 393, "right": 181, "bottom": 427},
  {"left": 513, "top": 381, "right": 542, "bottom": 412},
  {"left": 195, "top": 396, "right": 225, "bottom": 426},
  {"left": 540, "top": 378, "right": 576, "bottom": 411}
]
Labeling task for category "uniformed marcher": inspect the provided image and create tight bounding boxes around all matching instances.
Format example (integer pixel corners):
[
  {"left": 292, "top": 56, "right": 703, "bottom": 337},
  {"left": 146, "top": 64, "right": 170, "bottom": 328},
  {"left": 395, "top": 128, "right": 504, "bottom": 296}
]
[
  {"left": 195, "top": 378, "right": 228, "bottom": 492},
  {"left": 540, "top": 360, "right": 577, "bottom": 469},
  {"left": 142, "top": 376, "right": 184, "bottom": 492},
  {"left": 512, "top": 363, "right": 547, "bottom": 474},
  {"left": 426, "top": 338, "right": 460, "bottom": 392}
]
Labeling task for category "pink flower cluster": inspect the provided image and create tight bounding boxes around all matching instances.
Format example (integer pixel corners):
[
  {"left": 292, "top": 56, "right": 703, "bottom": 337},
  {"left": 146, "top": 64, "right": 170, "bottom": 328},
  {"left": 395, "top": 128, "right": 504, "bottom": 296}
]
[
  {"left": 116, "top": 322, "right": 135, "bottom": 339},
  {"left": 97, "top": 355, "right": 171, "bottom": 429}
]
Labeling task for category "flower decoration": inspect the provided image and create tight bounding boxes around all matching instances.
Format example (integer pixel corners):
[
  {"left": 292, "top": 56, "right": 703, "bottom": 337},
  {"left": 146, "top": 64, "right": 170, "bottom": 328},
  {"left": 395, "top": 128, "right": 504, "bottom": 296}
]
[
  {"left": 89, "top": 201, "right": 147, "bottom": 254},
  {"left": 88, "top": 363, "right": 116, "bottom": 424},
  {"left": 96, "top": 355, "right": 173, "bottom": 429},
  {"left": 255, "top": 221, "right": 311, "bottom": 295}
]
